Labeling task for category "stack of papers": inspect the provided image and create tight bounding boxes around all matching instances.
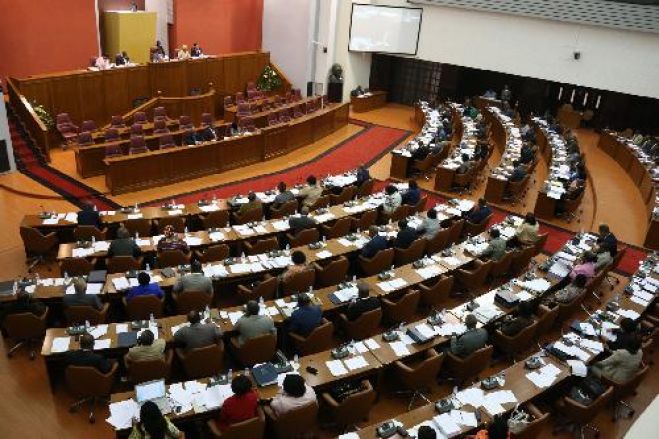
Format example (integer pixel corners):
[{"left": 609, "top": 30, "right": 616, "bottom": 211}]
[
  {"left": 51, "top": 336, "right": 71, "bottom": 353},
  {"left": 389, "top": 341, "right": 411, "bottom": 357},
  {"left": 519, "top": 278, "right": 552, "bottom": 293},
  {"left": 315, "top": 250, "right": 333, "bottom": 259},
  {"left": 433, "top": 413, "right": 461, "bottom": 436},
  {"left": 334, "top": 286, "right": 358, "bottom": 302},
  {"left": 94, "top": 339, "right": 112, "bottom": 350},
  {"left": 106, "top": 399, "right": 139, "bottom": 430},
  {"left": 526, "top": 363, "right": 562, "bottom": 388},
  {"left": 326, "top": 359, "right": 349, "bottom": 377},
  {"left": 456, "top": 388, "right": 485, "bottom": 408},
  {"left": 416, "top": 265, "right": 443, "bottom": 280},
  {"left": 450, "top": 409, "right": 478, "bottom": 428},
  {"left": 378, "top": 278, "right": 408, "bottom": 293},
  {"left": 344, "top": 356, "right": 369, "bottom": 371},
  {"left": 567, "top": 360, "right": 588, "bottom": 377}
]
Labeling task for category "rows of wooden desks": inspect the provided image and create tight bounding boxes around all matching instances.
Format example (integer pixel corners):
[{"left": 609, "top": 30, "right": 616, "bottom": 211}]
[
  {"left": 598, "top": 130, "right": 658, "bottom": 250},
  {"left": 223, "top": 95, "right": 322, "bottom": 128}
]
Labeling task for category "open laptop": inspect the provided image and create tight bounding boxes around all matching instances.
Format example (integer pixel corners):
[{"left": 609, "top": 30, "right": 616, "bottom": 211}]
[{"left": 135, "top": 379, "right": 171, "bottom": 414}]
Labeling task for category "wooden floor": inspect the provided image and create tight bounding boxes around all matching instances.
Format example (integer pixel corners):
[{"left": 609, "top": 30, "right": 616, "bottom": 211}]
[{"left": 0, "top": 103, "right": 655, "bottom": 438}]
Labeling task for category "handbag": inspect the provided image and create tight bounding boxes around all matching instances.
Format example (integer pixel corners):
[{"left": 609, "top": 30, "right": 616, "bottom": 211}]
[
  {"left": 580, "top": 376, "right": 606, "bottom": 399},
  {"left": 507, "top": 406, "right": 531, "bottom": 434}
]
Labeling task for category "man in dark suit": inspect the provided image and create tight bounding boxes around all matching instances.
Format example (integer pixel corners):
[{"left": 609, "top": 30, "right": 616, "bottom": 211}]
[
  {"left": 412, "top": 142, "right": 429, "bottom": 161},
  {"left": 115, "top": 51, "right": 130, "bottom": 65},
  {"left": 520, "top": 143, "right": 535, "bottom": 165},
  {"left": 173, "top": 310, "right": 223, "bottom": 352},
  {"left": 191, "top": 43, "right": 203, "bottom": 57},
  {"left": 361, "top": 226, "right": 388, "bottom": 259},
  {"left": 509, "top": 160, "right": 526, "bottom": 182},
  {"left": 108, "top": 226, "right": 141, "bottom": 257},
  {"left": 288, "top": 207, "right": 317, "bottom": 234},
  {"left": 63, "top": 278, "right": 103, "bottom": 311},
  {"left": 449, "top": 314, "right": 488, "bottom": 358},
  {"left": 466, "top": 198, "right": 492, "bottom": 225},
  {"left": 64, "top": 333, "right": 113, "bottom": 373},
  {"left": 344, "top": 282, "right": 380, "bottom": 321},
  {"left": 401, "top": 180, "right": 421, "bottom": 206},
  {"left": 288, "top": 293, "right": 322, "bottom": 337},
  {"left": 499, "top": 301, "right": 534, "bottom": 337},
  {"left": 355, "top": 165, "right": 370, "bottom": 186},
  {"left": 77, "top": 200, "right": 101, "bottom": 228},
  {"left": 200, "top": 125, "right": 217, "bottom": 142},
  {"left": 183, "top": 128, "right": 202, "bottom": 146},
  {"left": 597, "top": 223, "right": 618, "bottom": 256},
  {"left": 0, "top": 290, "right": 46, "bottom": 325},
  {"left": 394, "top": 219, "right": 416, "bottom": 249}
]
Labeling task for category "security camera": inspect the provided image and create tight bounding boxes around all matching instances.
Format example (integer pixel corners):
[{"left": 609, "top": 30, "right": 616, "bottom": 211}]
[{"left": 573, "top": 51, "right": 581, "bottom": 60}]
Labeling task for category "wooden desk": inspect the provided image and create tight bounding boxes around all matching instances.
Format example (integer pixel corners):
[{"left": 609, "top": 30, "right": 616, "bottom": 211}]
[
  {"left": 225, "top": 96, "right": 320, "bottom": 128},
  {"left": 390, "top": 152, "right": 410, "bottom": 180},
  {"left": 104, "top": 103, "right": 349, "bottom": 194},
  {"left": 351, "top": 91, "right": 387, "bottom": 113},
  {"left": 557, "top": 107, "right": 582, "bottom": 129}
]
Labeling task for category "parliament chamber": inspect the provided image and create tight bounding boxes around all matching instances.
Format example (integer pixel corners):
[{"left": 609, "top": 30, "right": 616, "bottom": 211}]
[{"left": 0, "top": 1, "right": 658, "bottom": 439}]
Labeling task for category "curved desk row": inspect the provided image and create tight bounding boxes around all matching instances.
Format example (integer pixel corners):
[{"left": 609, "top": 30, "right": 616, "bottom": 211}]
[
  {"left": 598, "top": 131, "right": 658, "bottom": 249},
  {"left": 103, "top": 103, "right": 349, "bottom": 195}
]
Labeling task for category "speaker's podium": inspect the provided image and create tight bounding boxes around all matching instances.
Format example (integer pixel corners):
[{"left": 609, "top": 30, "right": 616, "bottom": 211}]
[{"left": 103, "top": 11, "right": 156, "bottom": 64}]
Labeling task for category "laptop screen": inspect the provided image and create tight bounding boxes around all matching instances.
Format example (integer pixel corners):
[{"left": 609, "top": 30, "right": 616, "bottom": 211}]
[{"left": 135, "top": 379, "right": 166, "bottom": 403}]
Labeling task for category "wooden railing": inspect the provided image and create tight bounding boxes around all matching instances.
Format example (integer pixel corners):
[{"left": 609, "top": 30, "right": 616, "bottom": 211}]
[
  {"left": 6, "top": 78, "right": 52, "bottom": 161},
  {"left": 269, "top": 61, "right": 293, "bottom": 94},
  {"left": 113, "top": 89, "right": 216, "bottom": 127}
]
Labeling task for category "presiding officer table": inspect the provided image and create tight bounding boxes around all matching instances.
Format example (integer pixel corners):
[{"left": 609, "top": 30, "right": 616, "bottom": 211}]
[
  {"left": 103, "top": 102, "right": 349, "bottom": 194},
  {"left": 351, "top": 91, "right": 388, "bottom": 113}
]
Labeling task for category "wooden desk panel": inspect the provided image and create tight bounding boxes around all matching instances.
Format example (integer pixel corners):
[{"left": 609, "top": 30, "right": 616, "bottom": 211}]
[
  {"left": 351, "top": 91, "right": 387, "bottom": 113},
  {"left": 484, "top": 176, "right": 507, "bottom": 203},
  {"left": 613, "top": 141, "right": 634, "bottom": 171},
  {"left": 434, "top": 167, "right": 456, "bottom": 193},
  {"left": 262, "top": 125, "right": 289, "bottom": 159},
  {"left": 219, "top": 134, "right": 264, "bottom": 172},
  {"left": 534, "top": 191, "right": 557, "bottom": 220},
  {"left": 390, "top": 153, "right": 409, "bottom": 180}
]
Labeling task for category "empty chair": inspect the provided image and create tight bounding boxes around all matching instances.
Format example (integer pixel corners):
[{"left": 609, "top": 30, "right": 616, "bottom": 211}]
[
  {"left": 176, "top": 342, "right": 225, "bottom": 379},
  {"left": 237, "top": 276, "right": 278, "bottom": 304},
  {"left": 56, "top": 113, "right": 74, "bottom": 126},
  {"left": 418, "top": 275, "right": 454, "bottom": 309},
  {"left": 290, "top": 318, "right": 334, "bottom": 356},
  {"left": 128, "top": 135, "right": 148, "bottom": 154},
  {"left": 278, "top": 109, "right": 292, "bottom": 123},
  {"left": 555, "top": 386, "right": 613, "bottom": 439},
  {"left": 77, "top": 131, "right": 93, "bottom": 146},
  {"left": 235, "top": 92, "right": 245, "bottom": 104},
  {"left": 270, "top": 199, "right": 298, "bottom": 219},
  {"left": 74, "top": 225, "right": 107, "bottom": 241},
  {"left": 244, "top": 237, "right": 279, "bottom": 255},
  {"left": 64, "top": 304, "right": 110, "bottom": 326},
  {"left": 463, "top": 215, "right": 491, "bottom": 237},
  {"left": 292, "top": 104, "right": 304, "bottom": 118},
  {"left": 512, "top": 403, "right": 551, "bottom": 439},
  {"left": 159, "top": 134, "right": 175, "bottom": 149},
  {"left": 123, "top": 218, "right": 152, "bottom": 236},
  {"left": 3, "top": 307, "right": 48, "bottom": 359},
  {"left": 207, "top": 406, "right": 266, "bottom": 439},
  {"left": 264, "top": 400, "right": 318, "bottom": 439},
  {"left": 330, "top": 186, "right": 356, "bottom": 206},
  {"left": 247, "top": 89, "right": 259, "bottom": 100},
  {"left": 382, "top": 289, "right": 421, "bottom": 325},
  {"left": 488, "top": 251, "right": 514, "bottom": 280},
  {"left": 378, "top": 205, "right": 408, "bottom": 225},
  {"left": 281, "top": 269, "right": 316, "bottom": 296},
  {"left": 153, "top": 106, "right": 167, "bottom": 120},
  {"left": 533, "top": 304, "right": 559, "bottom": 343},
  {"left": 322, "top": 379, "right": 376, "bottom": 430},
  {"left": 157, "top": 249, "right": 191, "bottom": 268},
  {"left": 232, "top": 205, "right": 262, "bottom": 225},
  {"left": 322, "top": 217, "right": 352, "bottom": 239},
  {"left": 80, "top": 120, "right": 97, "bottom": 132},
  {"left": 508, "top": 246, "right": 536, "bottom": 276},
  {"left": 174, "top": 290, "right": 212, "bottom": 314},
  {"left": 107, "top": 256, "right": 142, "bottom": 274},
  {"left": 351, "top": 209, "right": 378, "bottom": 232},
  {"left": 236, "top": 103, "right": 251, "bottom": 117},
  {"left": 272, "top": 95, "right": 282, "bottom": 107},
  {"left": 130, "top": 123, "right": 143, "bottom": 136},
  {"left": 492, "top": 320, "right": 538, "bottom": 362},
  {"left": 357, "top": 179, "right": 375, "bottom": 198},
  {"left": 446, "top": 219, "right": 465, "bottom": 245},
  {"left": 394, "top": 350, "right": 444, "bottom": 410},
  {"left": 179, "top": 115, "right": 194, "bottom": 130},
  {"left": 110, "top": 115, "right": 125, "bottom": 128},
  {"left": 132, "top": 111, "right": 148, "bottom": 125},
  {"left": 105, "top": 143, "right": 123, "bottom": 157},
  {"left": 312, "top": 256, "right": 349, "bottom": 288},
  {"left": 287, "top": 228, "right": 320, "bottom": 248},
  {"left": 65, "top": 363, "right": 119, "bottom": 423},
  {"left": 425, "top": 227, "right": 451, "bottom": 255},
  {"left": 124, "top": 295, "right": 164, "bottom": 320},
  {"left": 394, "top": 238, "right": 426, "bottom": 266},
  {"left": 602, "top": 365, "right": 650, "bottom": 421},
  {"left": 59, "top": 257, "right": 95, "bottom": 277},
  {"left": 359, "top": 248, "right": 394, "bottom": 276},
  {"left": 230, "top": 333, "right": 277, "bottom": 367},
  {"left": 153, "top": 119, "right": 169, "bottom": 134},
  {"left": 104, "top": 128, "right": 120, "bottom": 142},
  {"left": 20, "top": 226, "right": 58, "bottom": 270},
  {"left": 267, "top": 112, "right": 279, "bottom": 126},
  {"left": 455, "top": 260, "right": 492, "bottom": 292},
  {"left": 444, "top": 345, "right": 494, "bottom": 387},
  {"left": 308, "top": 195, "right": 331, "bottom": 212},
  {"left": 201, "top": 112, "right": 214, "bottom": 128},
  {"left": 202, "top": 210, "right": 230, "bottom": 229},
  {"left": 340, "top": 308, "right": 382, "bottom": 340},
  {"left": 196, "top": 244, "right": 230, "bottom": 263},
  {"left": 239, "top": 116, "right": 256, "bottom": 132},
  {"left": 124, "top": 350, "right": 173, "bottom": 384},
  {"left": 533, "top": 233, "right": 549, "bottom": 256},
  {"left": 246, "top": 81, "right": 256, "bottom": 91}
]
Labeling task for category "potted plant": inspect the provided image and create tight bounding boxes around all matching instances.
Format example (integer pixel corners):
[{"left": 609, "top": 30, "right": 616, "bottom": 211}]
[{"left": 256, "top": 65, "right": 282, "bottom": 95}]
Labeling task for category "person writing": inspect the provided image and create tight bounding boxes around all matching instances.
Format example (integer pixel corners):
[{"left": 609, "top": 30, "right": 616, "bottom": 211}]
[
  {"left": 128, "top": 400, "right": 182, "bottom": 439},
  {"left": 288, "top": 206, "right": 316, "bottom": 234},
  {"left": 115, "top": 51, "right": 130, "bottom": 66},
  {"left": 499, "top": 301, "right": 534, "bottom": 336},
  {"left": 394, "top": 219, "right": 416, "bottom": 249},
  {"left": 64, "top": 333, "right": 113, "bottom": 373},
  {"left": 237, "top": 192, "right": 262, "bottom": 216},
  {"left": 126, "top": 329, "right": 165, "bottom": 362},
  {"left": 401, "top": 180, "right": 421, "bottom": 206},
  {"left": 157, "top": 225, "right": 190, "bottom": 253},
  {"left": 418, "top": 208, "right": 440, "bottom": 240},
  {"left": 591, "top": 337, "right": 643, "bottom": 383}
]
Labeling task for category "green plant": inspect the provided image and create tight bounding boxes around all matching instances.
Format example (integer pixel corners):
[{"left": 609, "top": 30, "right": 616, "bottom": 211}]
[
  {"left": 31, "top": 101, "right": 54, "bottom": 129},
  {"left": 256, "top": 65, "right": 282, "bottom": 92}
]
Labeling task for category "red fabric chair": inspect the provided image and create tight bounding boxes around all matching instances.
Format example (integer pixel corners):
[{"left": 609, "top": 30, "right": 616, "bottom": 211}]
[
  {"left": 159, "top": 134, "right": 175, "bottom": 149},
  {"left": 133, "top": 111, "right": 148, "bottom": 125},
  {"left": 130, "top": 123, "right": 143, "bottom": 136},
  {"left": 247, "top": 81, "right": 256, "bottom": 90},
  {"left": 235, "top": 92, "right": 246, "bottom": 104},
  {"left": 110, "top": 115, "right": 125, "bottom": 128},
  {"left": 153, "top": 119, "right": 169, "bottom": 134},
  {"left": 236, "top": 103, "right": 251, "bottom": 117},
  {"left": 56, "top": 113, "right": 74, "bottom": 126},
  {"left": 153, "top": 106, "right": 167, "bottom": 119},
  {"left": 77, "top": 131, "right": 93, "bottom": 146},
  {"left": 57, "top": 122, "right": 78, "bottom": 143},
  {"left": 179, "top": 115, "right": 193, "bottom": 130},
  {"left": 267, "top": 113, "right": 279, "bottom": 126},
  {"left": 105, "top": 144, "right": 124, "bottom": 157},
  {"left": 104, "top": 128, "right": 119, "bottom": 142},
  {"left": 201, "top": 113, "right": 214, "bottom": 127},
  {"left": 80, "top": 120, "right": 96, "bottom": 132},
  {"left": 223, "top": 96, "right": 233, "bottom": 109},
  {"left": 129, "top": 136, "right": 148, "bottom": 154},
  {"left": 279, "top": 109, "right": 291, "bottom": 123}
]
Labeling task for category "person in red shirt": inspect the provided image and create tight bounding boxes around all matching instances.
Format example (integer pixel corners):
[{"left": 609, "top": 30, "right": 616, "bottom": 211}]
[{"left": 216, "top": 374, "right": 258, "bottom": 430}]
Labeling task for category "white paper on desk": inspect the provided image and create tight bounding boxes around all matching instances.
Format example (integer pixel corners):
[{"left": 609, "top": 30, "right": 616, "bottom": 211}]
[
  {"left": 452, "top": 409, "right": 478, "bottom": 428},
  {"left": 549, "top": 261, "right": 571, "bottom": 279},
  {"left": 112, "top": 277, "right": 130, "bottom": 291},
  {"left": 338, "top": 433, "right": 360, "bottom": 439},
  {"left": 136, "top": 238, "right": 151, "bottom": 247},
  {"left": 634, "top": 290, "right": 654, "bottom": 302},
  {"left": 526, "top": 370, "right": 555, "bottom": 388},
  {"left": 567, "top": 360, "right": 588, "bottom": 377},
  {"left": 483, "top": 400, "right": 506, "bottom": 416},
  {"left": 42, "top": 218, "right": 59, "bottom": 225},
  {"left": 208, "top": 231, "right": 225, "bottom": 242},
  {"left": 106, "top": 399, "right": 139, "bottom": 430},
  {"left": 86, "top": 283, "right": 103, "bottom": 295},
  {"left": 199, "top": 204, "right": 219, "bottom": 213},
  {"left": 202, "top": 384, "right": 232, "bottom": 409},
  {"left": 433, "top": 413, "right": 461, "bottom": 436},
  {"left": 439, "top": 256, "right": 462, "bottom": 267},
  {"left": 631, "top": 295, "right": 650, "bottom": 307},
  {"left": 167, "top": 209, "right": 183, "bottom": 216},
  {"left": 254, "top": 226, "right": 268, "bottom": 234},
  {"left": 353, "top": 341, "right": 368, "bottom": 354},
  {"left": 94, "top": 338, "right": 111, "bottom": 350},
  {"left": 127, "top": 213, "right": 142, "bottom": 219},
  {"left": 337, "top": 238, "right": 353, "bottom": 247},
  {"left": 93, "top": 241, "right": 110, "bottom": 252},
  {"left": 184, "top": 380, "right": 206, "bottom": 394},
  {"left": 415, "top": 323, "right": 438, "bottom": 339},
  {"left": 437, "top": 323, "right": 467, "bottom": 337},
  {"left": 365, "top": 338, "right": 380, "bottom": 350},
  {"left": 617, "top": 308, "right": 640, "bottom": 320},
  {"left": 541, "top": 363, "right": 562, "bottom": 377},
  {"left": 65, "top": 285, "right": 75, "bottom": 295},
  {"left": 389, "top": 341, "right": 411, "bottom": 357},
  {"left": 228, "top": 311, "right": 243, "bottom": 325},
  {"left": 184, "top": 237, "right": 202, "bottom": 246},
  {"left": 51, "top": 336, "right": 71, "bottom": 353},
  {"left": 171, "top": 322, "right": 190, "bottom": 337},
  {"left": 520, "top": 278, "right": 552, "bottom": 293},
  {"left": 230, "top": 264, "right": 251, "bottom": 274},
  {"left": 116, "top": 323, "right": 129, "bottom": 333},
  {"left": 456, "top": 388, "right": 485, "bottom": 408},
  {"left": 89, "top": 324, "right": 108, "bottom": 339},
  {"left": 266, "top": 306, "right": 279, "bottom": 317},
  {"left": 416, "top": 265, "right": 443, "bottom": 280},
  {"left": 516, "top": 290, "right": 534, "bottom": 302},
  {"left": 344, "top": 356, "right": 369, "bottom": 371},
  {"left": 326, "top": 359, "right": 349, "bottom": 376},
  {"left": 579, "top": 323, "right": 597, "bottom": 337},
  {"left": 580, "top": 339, "right": 604, "bottom": 354},
  {"left": 315, "top": 250, "right": 333, "bottom": 259},
  {"left": 334, "top": 286, "right": 358, "bottom": 302}
]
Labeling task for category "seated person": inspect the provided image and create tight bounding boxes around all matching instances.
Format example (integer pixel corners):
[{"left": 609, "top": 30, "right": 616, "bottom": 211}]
[
  {"left": 382, "top": 184, "right": 402, "bottom": 215},
  {"left": 95, "top": 53, "right": 110, "bottom": 70},
  {"left": 394, "top": 219, "right": 416, "bottom": 249},
  {"left": 270, "top": 373, "right": 317, "bottom": 417},
  {"left": 63, "top": 277, "right": 103, "bottom": 310},
  {"left": 456, "top": 153, "right": 473, "bottom": 174},
  {"left": 607, "top": 318, "right": 639, "bottom": 352},
  {"left": 298, "top": 175, "right": 323, "bottom": 208},
  {"left": 418, "top": 425, "right": 438, "bottom": 439},
  {"left": 288, "top": 293, "right": 322, "bottom": 337},
  {"left": 344, "top": 282, "right": 380, "bottom": 321},
  {"left": 173, "top": 260, "right": 213, "bottom": 295},
  {"left": 77, "top": 200, "right": 101, "bottom": 227},
  {"left": 597, "top": 223, "right": 618, "bottom": 256},
  {"left": 191, "top": 42, "right": 203, "bottom": 57},
  {"left": 174, "top": 310, "right": 222, "bottom": 352},
  {"left": 229, "top": 121, "right": 241, "bottom": 136},
  {"left": 130, "top": 400, "right": 182, "bottom": 439},
  {"left": 234, "top": 300, "right": 276, "bottom": 346},
  {"left": 412, "top": 142, "right": 430, "bottom": 161},
  {"left": 549, "top": 274, "right": 588, "bottom": 304},
  {"left": 519, "top": 143, "right": 535, "bottom": 164},
  {"left": 288, "top": 206, "right": 316, "bottom": 234},
  {"left": 509, "top": 160, "right": 527, "bottom": 182},
  {"left": 183, "top": 128, "right": 202, "bottom": 145},
  {"left": 475, "top": 142, "right": 489, "bottom": 161},
  {"left": 418, "top": 208, "right": 440, "bottom": 240},
  {"left": 126, "top": 271, "right": 164, "bottom": 301},
  {"left": 514, "top": 213, "right": 539, "bottom": 246},
  {"left": 361, "top": 226, "right": 389, "bottom": 259},
  {"left": 499, "top": 301, "right": 534, "bottom": 337},
  {"left": 594, "top": 246, "right": 613, "bottom": 271},
  {"left": 555, "top": 178, "right": 585, "bottom": 216},
  {"left": 237, "top": 192, "right": 262, "bottom": 216},
  {"left": 281, "top": 251, "right": 309, "bottom": 283},
  {"left": 591, "top": 337, "right": 643, "bottom": 383},
  {"left": 114, "top": 51, "right": 129, "bottom": 66},
  {"left": 177, "top": 44, "right": 191, "bottom": 60},
  {"left": 401, "top": 180, "right": 421, "bottom": 206},
  {"left": 480, "top": 229, "right": 506, "bottom": 261},
  {"left": 449, "top": 314, "right": 487, "bottom": 358},
  {"left": 126, "top": 329, "right": 166, "bottom": 362},
  {"left": 273, "top": 181, "right": 295, "bottom": 207},
  {"left": 356, "top": 165, "right": 370, "bottom": 186},
  {"left": 0, "top": 290, "right": 46, "bottom": 325},
  {"left": 157, "top": 225, "right": 190, "bottom": 253},
  {"left": 64, "top": 333, "right": 112, "bottom": 373},
  {"left": 466, "top": 198, "right": 492, "bottom": 224},
  {"left": 216, "top": 375, "right": 258, "bottom": 431},
  {"left": 108, "top": 226, "right": 141, "bottom": 257},
  {"left": 200, "top": 124, "right": 217, "bottom": 142}
]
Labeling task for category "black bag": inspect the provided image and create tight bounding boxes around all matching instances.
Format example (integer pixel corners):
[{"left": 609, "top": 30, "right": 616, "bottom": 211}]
[
  {"left": 330, "top": 381, "right": 364, "bottom": 402},
  {"left": 581, "top": 376, "right": 606, "bottom": 399},
  {"left": 568, "top": 386, "right": 593, "bottom": 406}
]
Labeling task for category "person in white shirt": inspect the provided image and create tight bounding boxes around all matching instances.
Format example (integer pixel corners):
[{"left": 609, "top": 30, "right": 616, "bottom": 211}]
[
  {"left": 269, "top": 374, "right": 317, "bottom": 416},
  {"left": 95, "top": 54, "right": 111, "bottom": 70},
  {"left": 418, "top": 208, "right": 440, "bottom": 240},
  {"left": 382, "top": 184, "right": 402, "bottom": 215},
  {"left": 177, "top": 45, "right": 191, "bottom": 60}
]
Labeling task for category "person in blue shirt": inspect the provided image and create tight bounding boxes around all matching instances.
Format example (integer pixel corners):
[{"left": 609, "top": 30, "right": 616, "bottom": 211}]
[
  {"left": 465, "top": 198, "right": 492, "bottom": 225},
  {"left": 361, "top": 226, "right": 388, "bottom": 259},
  {"left": 288, "top": 293, "right": 322, "bottom": 337},
  {"left": 77, "top": 200, "right": 101, "bottom": 228},
  {"left": 401, "top": 180, "right": 421, "bottom": 206},
  {"left": 126, "top": 271, "right": 164, "bottom": 301},
  {"left": 509, "top": 160, "right": 527, "bottom": 182},
  {"left": 355, "top": 165, "right": 370, "bottom": 186}
]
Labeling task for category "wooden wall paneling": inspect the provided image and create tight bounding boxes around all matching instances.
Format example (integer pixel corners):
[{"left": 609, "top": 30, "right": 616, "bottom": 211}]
[
  {"left": 287, "top": 117, "right": 313, "bottom": 151},
  {"left": 186, "top": 58, "right": 211, "bottom": 94},
  {"left": 614, "top": 143, "right": 634, "bottom": 172},
  {"left": 262, "top": 125, "right": 288, "bottom": 158},
  {"left": 102, "top": 69, "right": 131, "bottom": 123},
  {"left": 639, "top": 172, "right": 653, "bottom": 207},
  {"left": 49, "top": 75, "right": 83, "bottom": 125},
  {"left": 219, "top": 134, "right": 264, "bottom": 171},
  {"left": 77, "top": 72, "right": 107, "bottom": 125},
  {"left": 628, "top": 157, "right": 644, "bottom": 186},
  {"left": 222, "top": 56, "right": 242, "bottom": 95},
  {"left": 127, "top": 65, "right": 151, "bottom": 110},
  {"left": 312, "top": 109, "right": 334, "bottom": 141},
  {"left": 17, "top": 79, "right": 53, "bottom": 112},
  {"left": 149, "top": 62, "right": 187, "bottom": 96},
  {"left": 334, "top": 103, "right": 350, "bottom": 127}
]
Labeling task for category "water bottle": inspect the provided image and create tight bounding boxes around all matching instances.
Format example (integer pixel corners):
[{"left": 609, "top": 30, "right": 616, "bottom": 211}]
[
  {"left": 145, "top": 263, "right": 150, "bottom": 272},
  {"left": 85, "top": 320, "right": 91, "bottom": 331},
  {"left": 244, "top": 367, "right": 249, "bottom": 376},
  {"left": 212, "top": 193, "right": 217, "bottom": 203},
  {"left": 293, "top": 354, "right": 299, "bottom": 370},
  {"left": 184, "top": 226, "right": 189, "bottom": 235},
  {"left": 259, "top": 296, "right": 264, "bottom": 306},
  {"left": 322, "top": 235, "right": 326, "bottom": 243},
  {"left": 205, "top": 305, "right": 211, "bottom": 319},
  {"left": 286, "top": 243, "right": 290, "bottom": 251},
  {"left": 241, "top": 251, "right": 245, "bottom": 259},
  {"left": 135, "top": 231, "right": 139, "bottom": 240},
  {"left": 149, "top": 313, "right": 155, "bottom": 326},
  {"left": 91, "top": 234, "right": 96, "bottom": 245},
  {"left": 227, "top": 368, "right": 232, "bottom": 380},
  {"left": 12, "top": 280, "right": 17, "bottom": 295},
  {"left": 352, "top": 274, "right": 357, "bottom": 283},
  {"left": 64, "top": 271, "right": 69, "bottom": 282}
]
